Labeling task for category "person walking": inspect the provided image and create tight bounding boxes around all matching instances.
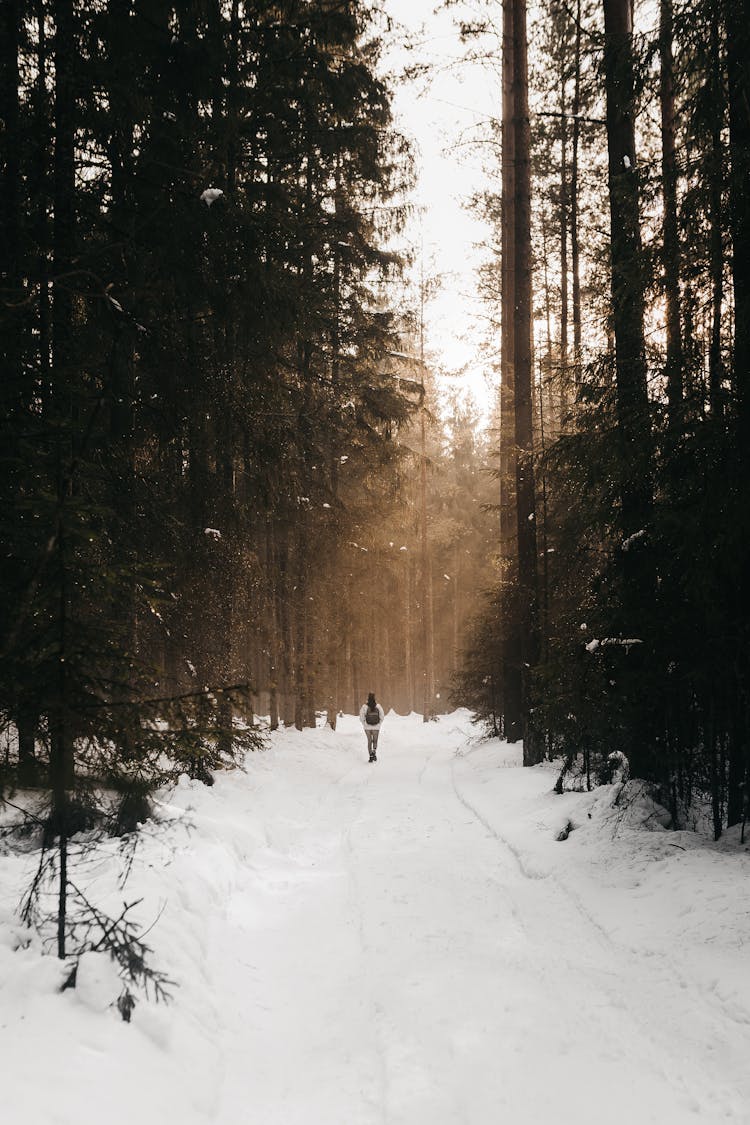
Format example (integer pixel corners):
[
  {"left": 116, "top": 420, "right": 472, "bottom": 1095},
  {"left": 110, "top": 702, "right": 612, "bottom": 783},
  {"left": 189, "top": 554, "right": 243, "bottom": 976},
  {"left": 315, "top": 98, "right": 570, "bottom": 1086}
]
[{"left": 359, "top": 692, "right": 385, "bottom": 762}]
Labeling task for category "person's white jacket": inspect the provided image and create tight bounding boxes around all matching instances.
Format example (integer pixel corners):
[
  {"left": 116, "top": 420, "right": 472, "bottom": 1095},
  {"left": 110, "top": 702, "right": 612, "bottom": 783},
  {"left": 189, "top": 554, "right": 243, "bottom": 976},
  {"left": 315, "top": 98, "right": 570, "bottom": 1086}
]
[{"left": 359, "top": 702, "right": 385, "bottom": 731}]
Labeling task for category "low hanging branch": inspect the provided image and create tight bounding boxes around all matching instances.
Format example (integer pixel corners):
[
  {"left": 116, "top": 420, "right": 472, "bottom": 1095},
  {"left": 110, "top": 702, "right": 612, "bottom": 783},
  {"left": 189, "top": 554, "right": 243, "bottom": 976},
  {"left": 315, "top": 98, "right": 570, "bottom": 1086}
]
[
  {"left": 65, "top": 881, "right": 174, "bottom": 1006},
  {"left": 78, "top": 682, "right": 253, "bottom": 711}
]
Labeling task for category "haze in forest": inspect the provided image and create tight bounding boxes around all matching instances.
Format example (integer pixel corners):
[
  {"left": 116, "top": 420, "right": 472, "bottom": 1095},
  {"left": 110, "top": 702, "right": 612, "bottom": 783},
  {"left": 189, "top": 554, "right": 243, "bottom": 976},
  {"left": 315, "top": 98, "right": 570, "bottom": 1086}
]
[
  {"left": 2, "top": 1, "right": 750, "bottom": 1119},
  {"left": 381, "top": 0, "right": 500, "bottom": 418}
]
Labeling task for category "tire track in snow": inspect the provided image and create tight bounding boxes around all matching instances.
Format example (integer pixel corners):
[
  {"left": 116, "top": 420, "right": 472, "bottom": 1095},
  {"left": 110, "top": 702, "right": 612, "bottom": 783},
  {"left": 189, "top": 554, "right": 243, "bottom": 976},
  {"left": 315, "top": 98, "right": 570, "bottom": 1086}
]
[
  {"left": 450, "top": 744, "right": 621, "bottom": 969},
  {"left": 450, "top": 752, "right": 554, "bottom": 882},
  {"left": 454, "top": 743, "right": 750, "bottom": 1041},
  {"left": 206, "top": 718, "right": 750, "bottom": 1123}
]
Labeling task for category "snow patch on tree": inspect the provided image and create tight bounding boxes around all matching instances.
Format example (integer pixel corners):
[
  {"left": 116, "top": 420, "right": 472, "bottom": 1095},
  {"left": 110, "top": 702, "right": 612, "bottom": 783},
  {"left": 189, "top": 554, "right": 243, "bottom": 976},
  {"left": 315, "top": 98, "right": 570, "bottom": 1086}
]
[{"left": 200, "top": 187, "right": 224, "bottom": 206}]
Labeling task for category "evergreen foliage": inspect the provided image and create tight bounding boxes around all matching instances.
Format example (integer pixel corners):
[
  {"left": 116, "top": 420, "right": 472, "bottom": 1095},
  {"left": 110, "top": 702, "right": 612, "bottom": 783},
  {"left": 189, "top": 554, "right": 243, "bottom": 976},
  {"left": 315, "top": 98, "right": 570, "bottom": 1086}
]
[
  {"left": 0, "top": 0, "right": 418, "bottom": 970},
  {"left": 462, "top": 0, "right": 750, "bottom": 838}
]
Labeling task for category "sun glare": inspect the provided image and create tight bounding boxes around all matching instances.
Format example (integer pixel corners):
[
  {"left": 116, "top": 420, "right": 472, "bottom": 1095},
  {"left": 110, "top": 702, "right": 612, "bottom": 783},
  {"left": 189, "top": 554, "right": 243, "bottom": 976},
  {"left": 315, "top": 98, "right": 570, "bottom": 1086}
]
[{"left": 382, "top": 0, "right": 500, "bottom": 423}]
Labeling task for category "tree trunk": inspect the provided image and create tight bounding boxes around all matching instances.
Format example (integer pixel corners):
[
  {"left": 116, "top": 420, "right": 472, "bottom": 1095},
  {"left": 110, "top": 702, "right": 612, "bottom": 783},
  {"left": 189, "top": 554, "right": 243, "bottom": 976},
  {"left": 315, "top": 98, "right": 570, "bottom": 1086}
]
[
  {"left": 266, "top": 523, "right": 280, "bottom": 731},
  {"left": 559, "top": 46, "right": 570, "bottom": 423},
  {"left": 602, "top": 0, "right": 654, "bottom": 776},
  {"left": 51, "top": 0, "right": 77, "bottom": 806},
  {"left": 501, "top": 0, "right": 523, "bottom": 742},
  {"left": 726, "top": 0, "right": 750, "bottom": 462},
  {"left": 571, "top": 0, "right": 583, "bottom": 375},
  {"left": 35, "top": 0, "right": 51, "bottom": 405},
  {"left": 725, "top": 0, "right": 750, "bottom": 826},
  {"left": 512, "top": 0, "right": 541, "bottom": 764},
  {"left": 707, "top": 39, "right": 725, "bottom": 424},
  {"left": 0, "top": 0, "right": 21, "bottom": 336},
  {"left": 602, "top": 0, "right": 653, "bottom": 592},
  {"left": 659, "top": 0, "right": 683, "bottom": 422},
  {"left": 53, "top": 0, "right": 75, "bottom": 380},
  {"left": 17, "top": 708, "right": 38, "bottom": 787},
  {"left": 106, "top": 0, "right": 139, "bottom": 675},
  {"left": 419, "top": 359, "right": 435, "bottom": 721},
  {"left": 404, "top": 553, "right": 414, "bottom": 712}
]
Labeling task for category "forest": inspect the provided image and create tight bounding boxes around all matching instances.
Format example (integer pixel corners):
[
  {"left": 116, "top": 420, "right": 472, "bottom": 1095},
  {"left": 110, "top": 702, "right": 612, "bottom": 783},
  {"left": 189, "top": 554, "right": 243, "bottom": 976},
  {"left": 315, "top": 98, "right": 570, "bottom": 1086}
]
[
  {"left": 455, "top": 0, "right": 750, "bottom": 844},
  {"left": 1, "top": 0, "right": 749, "bottom": 987}
]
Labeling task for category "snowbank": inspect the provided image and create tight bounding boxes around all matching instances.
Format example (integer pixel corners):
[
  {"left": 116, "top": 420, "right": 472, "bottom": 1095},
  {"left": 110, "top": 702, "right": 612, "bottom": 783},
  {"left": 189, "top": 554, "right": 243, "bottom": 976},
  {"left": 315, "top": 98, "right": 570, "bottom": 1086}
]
[{"left": 1, "top": 712, "right": 748, "bottom": 1124}]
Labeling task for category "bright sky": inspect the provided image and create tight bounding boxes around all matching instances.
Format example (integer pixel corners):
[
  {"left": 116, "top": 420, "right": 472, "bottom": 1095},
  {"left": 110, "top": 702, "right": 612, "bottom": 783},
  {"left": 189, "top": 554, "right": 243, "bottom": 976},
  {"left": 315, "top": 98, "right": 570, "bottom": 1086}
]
[{"left": 380, "top": 0, "right": 501, "bottom": 420}]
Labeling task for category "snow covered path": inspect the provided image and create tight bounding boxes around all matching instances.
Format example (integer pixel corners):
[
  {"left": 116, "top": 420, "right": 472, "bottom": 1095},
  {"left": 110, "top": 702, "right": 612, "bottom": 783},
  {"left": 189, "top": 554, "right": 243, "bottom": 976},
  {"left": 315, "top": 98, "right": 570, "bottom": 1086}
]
[{"left": 3, "top": 711, "right": 750, "bottom": 1124}]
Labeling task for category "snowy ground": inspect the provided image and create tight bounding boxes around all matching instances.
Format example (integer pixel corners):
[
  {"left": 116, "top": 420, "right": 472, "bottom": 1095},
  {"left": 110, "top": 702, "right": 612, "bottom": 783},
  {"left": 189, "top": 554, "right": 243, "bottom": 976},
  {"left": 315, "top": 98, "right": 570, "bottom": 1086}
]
[{"left": 2, "top": 711, "right": 750, "bottom": 1124}]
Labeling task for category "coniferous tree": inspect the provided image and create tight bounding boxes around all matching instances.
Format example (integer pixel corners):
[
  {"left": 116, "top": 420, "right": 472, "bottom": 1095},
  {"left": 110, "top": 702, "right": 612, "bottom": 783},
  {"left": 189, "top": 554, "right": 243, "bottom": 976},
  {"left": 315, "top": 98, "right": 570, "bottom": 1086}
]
[{"left": 0, "top": 0, "right": 416, "bottom": 969}]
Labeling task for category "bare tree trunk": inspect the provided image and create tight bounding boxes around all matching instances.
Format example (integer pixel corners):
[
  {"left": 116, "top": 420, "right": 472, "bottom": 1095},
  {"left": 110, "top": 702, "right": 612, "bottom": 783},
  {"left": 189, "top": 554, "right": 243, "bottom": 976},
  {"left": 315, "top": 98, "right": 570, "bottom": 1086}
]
[
  {"left": 559, "top": 46, "right": 570, "bottom": 422},
  {"left": 51, "top": 0, "right": 77, "bottom": 829},
  {"left": 404, "top": 554, "right": 414, "bottom": 712},
  {"left": 501, "top": 0, "right": 523, "bottom": 742},
  {"left": 277, "top": 525, "right": 294, "bottom": 727},
  {"left": 725, "top": 0, "right": 750, "bottom": 827},
  {"left": 345, "top": 626, "right": 356, "bottom": 715},
  {"left": 324, "top": 606, "right": 339, "bottom": 730},
  {"left": 293, "top": 556, "right": 306, "bottom": 732},
  {"left": 35, "top": 0, "right": 51, "bottom": 406},
  {"left": 266, "top": 522, "right": 280, "bottom": 730},
  {"left": 659, "top": 0, "right": 683, "bottom": 422},
  {"left": 513, "top": 0, "right": 541, "bottom": 764},
  {"left": 106, "top": 0, "right": 140, "bottom": 691},
  {"left": 418, "top": 285, "right": 435, "bottom": 721},
  {"left": 571, "top": 0, "right": 583, "bottom": 375},
  {"left": 541, "top": 211, "right": 554, "bottom": 435},
  {"left": 1, "top": 1, "right": 38, "bottom": 786},
  {"left": 538, "top": 354, "right": 550, "bottom": 666},
  {"left": 726, "top": 0, "right": 750, "bottom": 458},
  {"left": 304, "top": 607, "right": 316, "bottom": 728},
  {"left": 707, "top": 15, "right": 725, "bottom": 420},
  {"left": 0, "top": 0, "right": 21, "bottom": 325},
  {"left": 17, "top": 709, "right": 38, "bottom": 786},
  {"left": 453, "top": 543, "right": 461, "bottom": 675},
  {"left": 420, "top": 398, "right": 435, "bottom": 720}
]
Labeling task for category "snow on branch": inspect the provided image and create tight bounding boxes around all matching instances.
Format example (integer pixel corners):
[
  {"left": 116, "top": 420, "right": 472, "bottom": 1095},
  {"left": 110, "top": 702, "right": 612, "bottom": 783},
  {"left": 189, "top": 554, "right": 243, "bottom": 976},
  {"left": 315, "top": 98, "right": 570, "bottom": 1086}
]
[
  {"left": 585, "top": 637, "right": 643, "bottom": 654},
  {"left": 200, "top": 187, "right": 224, "bottom": 206},
  {"left": 622, "top": 528, "right": 646, "bottom": 551}
]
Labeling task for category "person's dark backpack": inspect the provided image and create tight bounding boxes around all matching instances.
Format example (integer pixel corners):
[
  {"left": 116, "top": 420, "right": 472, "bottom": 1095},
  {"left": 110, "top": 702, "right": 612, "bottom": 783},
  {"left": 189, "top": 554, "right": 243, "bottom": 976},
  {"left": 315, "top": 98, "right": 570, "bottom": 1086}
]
[{"left": 365, "top": 704, "right": 379, "bottom": 725}]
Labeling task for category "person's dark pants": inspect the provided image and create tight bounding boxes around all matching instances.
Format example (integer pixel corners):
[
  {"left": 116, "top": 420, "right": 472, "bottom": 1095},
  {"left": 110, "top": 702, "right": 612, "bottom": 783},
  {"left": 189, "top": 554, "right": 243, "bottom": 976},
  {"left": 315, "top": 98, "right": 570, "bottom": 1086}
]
[{"left": 366, "top": 729, "right": 379, "bottom": 755}]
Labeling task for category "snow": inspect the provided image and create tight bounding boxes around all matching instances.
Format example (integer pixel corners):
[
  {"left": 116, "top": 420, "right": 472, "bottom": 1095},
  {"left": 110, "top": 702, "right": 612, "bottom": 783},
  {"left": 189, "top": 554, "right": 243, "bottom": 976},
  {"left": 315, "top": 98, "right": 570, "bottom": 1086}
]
[
  {"left": 200, "top": 188, "right": 224, "bottom": 206},
  {"left": 2, "top": 712, "right": 750, "bottom": 1123},
  {"left": 622, "top": 527, "right": 646, "bottom": 551},
  {"left": 586, "top": 637, "right": 643, "bottom": 653},
  {"left": 75, "top": 950, "right": 124, "bottom": 1013}
]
